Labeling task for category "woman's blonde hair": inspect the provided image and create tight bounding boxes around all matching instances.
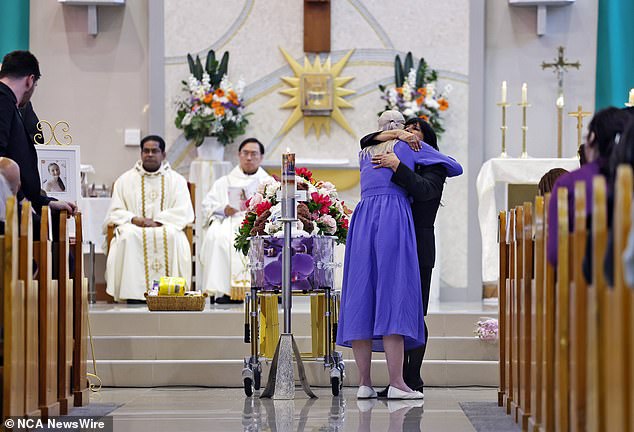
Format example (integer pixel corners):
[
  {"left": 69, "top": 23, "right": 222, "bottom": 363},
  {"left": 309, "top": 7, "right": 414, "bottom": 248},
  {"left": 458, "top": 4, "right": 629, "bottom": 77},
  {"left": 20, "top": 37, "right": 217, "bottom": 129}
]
[{"left": 360, "top": 110, "right": 404, "bottom": 158}]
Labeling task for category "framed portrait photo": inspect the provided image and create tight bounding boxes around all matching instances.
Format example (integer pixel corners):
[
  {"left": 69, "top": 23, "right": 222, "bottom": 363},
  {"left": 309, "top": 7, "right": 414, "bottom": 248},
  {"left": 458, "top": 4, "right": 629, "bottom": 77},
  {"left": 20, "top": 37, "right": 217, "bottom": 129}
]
[{"left": 35, "top": 145, "right": 81, "bottom": 203}]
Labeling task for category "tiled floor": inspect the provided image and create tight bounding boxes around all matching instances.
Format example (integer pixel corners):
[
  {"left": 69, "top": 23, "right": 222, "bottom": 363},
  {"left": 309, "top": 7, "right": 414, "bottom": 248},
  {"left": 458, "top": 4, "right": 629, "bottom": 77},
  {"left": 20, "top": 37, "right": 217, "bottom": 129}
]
[{"left": 94, "top": 386, "right": 496, "bottom": 431}]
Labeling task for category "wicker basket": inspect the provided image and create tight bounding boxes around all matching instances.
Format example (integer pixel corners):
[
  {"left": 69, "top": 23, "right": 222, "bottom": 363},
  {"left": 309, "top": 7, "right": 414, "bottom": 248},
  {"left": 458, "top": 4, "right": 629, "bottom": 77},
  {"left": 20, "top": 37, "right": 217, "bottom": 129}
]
[{"left": 144, "top": 292, "right": 208, "bottom": 311}]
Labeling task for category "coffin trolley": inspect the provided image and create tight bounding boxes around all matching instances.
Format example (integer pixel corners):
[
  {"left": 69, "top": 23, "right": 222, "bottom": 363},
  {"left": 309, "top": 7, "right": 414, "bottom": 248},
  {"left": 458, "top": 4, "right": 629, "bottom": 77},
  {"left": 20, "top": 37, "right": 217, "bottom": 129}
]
[{"left": 241, "top": 235, "right": 345, "bottom": 396}]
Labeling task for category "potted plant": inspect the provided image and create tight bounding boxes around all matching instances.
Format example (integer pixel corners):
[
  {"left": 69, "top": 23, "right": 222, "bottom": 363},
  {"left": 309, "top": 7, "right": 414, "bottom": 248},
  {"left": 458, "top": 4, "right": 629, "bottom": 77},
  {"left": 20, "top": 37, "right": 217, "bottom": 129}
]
[{"left": 175, "top": 49, "right": 249, "bottom": 160}]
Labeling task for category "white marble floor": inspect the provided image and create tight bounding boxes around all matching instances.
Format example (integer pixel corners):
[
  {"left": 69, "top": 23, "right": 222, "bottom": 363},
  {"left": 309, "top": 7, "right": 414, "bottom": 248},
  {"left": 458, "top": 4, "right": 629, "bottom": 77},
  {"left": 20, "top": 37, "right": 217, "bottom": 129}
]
[{"left": 93, "top": 386, "right": 497, "bottom": 431}]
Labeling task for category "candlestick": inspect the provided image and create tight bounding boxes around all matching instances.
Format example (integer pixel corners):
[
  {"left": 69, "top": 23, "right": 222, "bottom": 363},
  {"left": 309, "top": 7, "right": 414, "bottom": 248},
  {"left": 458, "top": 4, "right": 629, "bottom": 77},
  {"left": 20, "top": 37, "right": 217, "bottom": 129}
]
[
  {"left": 501, "top": 81, "right": 507, "bottom": 104},
  {"left": 518, "top": 94, "right": 531, "bottom": 159},
  {"left": 626, "top": 88, "right": 634, "bottom": 107},
  {"left": 496, "top": 97, "right": 510, "bottom": 157},
  {"left": 281, "top": 151, "right": 296, "bottom": 218},
  {"left": 556, "top": 94, "right": 565, "bottom": 158},
  {"left": 568, "top": 105, "right": 592, "bottom": 152},
  {"left": 521, "top": 83, "right": 527, "bottom": 104}
]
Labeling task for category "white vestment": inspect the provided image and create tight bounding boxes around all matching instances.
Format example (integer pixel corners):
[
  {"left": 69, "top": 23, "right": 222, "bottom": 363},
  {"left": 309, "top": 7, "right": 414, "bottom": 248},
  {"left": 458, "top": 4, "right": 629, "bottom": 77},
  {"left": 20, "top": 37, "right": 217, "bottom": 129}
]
[
  {"left": 199, "top": 166, "right": 271, "bottom": 296},
  {"left": 105, "top": 161, "right": 194, "bottom": 301}
]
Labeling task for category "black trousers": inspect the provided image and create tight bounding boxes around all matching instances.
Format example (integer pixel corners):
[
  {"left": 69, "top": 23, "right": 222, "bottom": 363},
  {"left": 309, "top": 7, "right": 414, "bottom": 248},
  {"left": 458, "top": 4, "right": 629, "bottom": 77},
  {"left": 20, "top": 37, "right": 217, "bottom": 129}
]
[{"left": 402, "top": 266, "right": 432, "bottom": 389}]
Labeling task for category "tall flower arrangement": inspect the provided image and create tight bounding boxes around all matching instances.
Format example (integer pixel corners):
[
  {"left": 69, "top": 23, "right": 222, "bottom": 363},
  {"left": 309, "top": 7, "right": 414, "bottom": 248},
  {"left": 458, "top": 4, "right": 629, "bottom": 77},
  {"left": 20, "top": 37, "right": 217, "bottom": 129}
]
[
  {"left": 379, "top": 52, "right": 450, "bottom": 137},
  {"left": 175, "top": 50, "right": 249, "bottom": 146},
  {"left": 234, "top": 168, "right": 351, "bottom": 256}
]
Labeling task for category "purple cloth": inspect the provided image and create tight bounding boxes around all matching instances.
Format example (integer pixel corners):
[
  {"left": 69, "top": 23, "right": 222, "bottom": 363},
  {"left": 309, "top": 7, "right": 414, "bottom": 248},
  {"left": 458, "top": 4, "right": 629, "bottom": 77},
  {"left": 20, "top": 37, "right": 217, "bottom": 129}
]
[
  {"left": 546, "top": 160, "right": 599, "bottom": 266},
  {"left": 336, "top": 141, "right": 462, "bottom": 351}
]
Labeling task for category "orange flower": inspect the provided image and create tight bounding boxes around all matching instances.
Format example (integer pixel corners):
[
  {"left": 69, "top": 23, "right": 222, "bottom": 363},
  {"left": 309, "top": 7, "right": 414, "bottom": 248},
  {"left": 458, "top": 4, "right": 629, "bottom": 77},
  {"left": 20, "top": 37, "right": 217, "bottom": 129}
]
[
  {"left": 419, "top": 114, "right": 429, "bottom": 122},
  {"left": 212, "top": 100, "right": 222, "bottom": 109},
  {"left": 214, "top": 106, "right": 225, "bottom": 116},
  {"left": 438, "top": 98, "right": 449, "bottom": 111},
  {"left": 203, "top": 93, "right": 213, "bottom": 104},
  {"left": 417, "top": 87, "right": 427, "bottom": 98},
  {"left": 396, "top": 87, "right": 403, "bottom": 95},
  {"left": 416, "top": 96, "right": 424, "bottom": 105},
  {"left": 215, "top": 88, "right": 225, "bottom": 97}
]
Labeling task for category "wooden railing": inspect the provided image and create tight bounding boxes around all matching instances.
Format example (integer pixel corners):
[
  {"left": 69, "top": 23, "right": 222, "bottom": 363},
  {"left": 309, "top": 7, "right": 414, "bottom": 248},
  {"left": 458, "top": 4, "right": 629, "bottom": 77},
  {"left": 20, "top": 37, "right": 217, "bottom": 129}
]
[
  {"left": 1, "top": 198, "right": 90, "bottom": 419},
  {"left": 498, "top": 165, "right": 634, "bottom": 431}
]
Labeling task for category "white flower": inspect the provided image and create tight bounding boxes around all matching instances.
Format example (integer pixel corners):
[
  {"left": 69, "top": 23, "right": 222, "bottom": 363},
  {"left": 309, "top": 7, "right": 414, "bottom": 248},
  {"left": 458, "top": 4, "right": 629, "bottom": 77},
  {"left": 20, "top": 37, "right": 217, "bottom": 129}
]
[
  {"left": 318, "top": 214, "right": 337, "bottom": 234},
  {"left": 407, "top": 68, "right": 417, "bottom": 88},
  {"left": 202, "top": 106, "right": 212, "bottom": 116},
  {"left": 425, "top": 83, "right": 435, "bottom": 97},
  {"left": 403, "top": 108, "right": 414, "bottom": 117},
  {"left": 317, "top": 181, "right": 335, "bottom": 192},
  {"left": 181, "top": 113, "right": 193, "bottom": 126},
  {"left": 248, "top": 193, "right": 263, "bottom": 211},
  {"left": 425, "top": 97, "right": 440, "bottom": 110}
]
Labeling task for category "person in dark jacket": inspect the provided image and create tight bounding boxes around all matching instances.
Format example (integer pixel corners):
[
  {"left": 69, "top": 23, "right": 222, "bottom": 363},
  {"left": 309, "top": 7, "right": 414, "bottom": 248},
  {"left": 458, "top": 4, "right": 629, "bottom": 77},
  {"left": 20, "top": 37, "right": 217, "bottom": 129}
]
[
  {"left": 360, "top": 117, "right": 449, "bottom": 394},
  {"left": 0, "top": 50, "right": 76, "bottom": 218}
]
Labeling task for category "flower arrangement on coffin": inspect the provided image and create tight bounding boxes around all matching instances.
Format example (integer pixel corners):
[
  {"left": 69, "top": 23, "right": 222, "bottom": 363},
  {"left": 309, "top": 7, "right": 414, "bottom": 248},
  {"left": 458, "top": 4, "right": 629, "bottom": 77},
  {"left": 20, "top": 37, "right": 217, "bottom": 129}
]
[
  {"left": 474, "top": 318, "right": 499, "bottom": 342},
  {"left": 175, "top": 49, "right": 249, "bottom": 146},
  {"left": 234, "top": 167, "right": 352, "bottom": 256},
  {"left": 379, "top": 52, "right": 451, "bottom": 137}
]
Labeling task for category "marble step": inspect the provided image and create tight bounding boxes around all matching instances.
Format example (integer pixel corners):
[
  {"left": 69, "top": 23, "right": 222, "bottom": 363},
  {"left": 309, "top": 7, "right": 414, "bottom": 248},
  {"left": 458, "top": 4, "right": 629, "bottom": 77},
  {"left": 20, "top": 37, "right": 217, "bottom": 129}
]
[
  {"left": 89, "top": 335, "right": 499, "bottom": 362},
  {"left": 92, "top": 358, "right": 498, "bottom": 388},
  {"left": 89, "top": 308, "right": 497, "bottom": 338}
]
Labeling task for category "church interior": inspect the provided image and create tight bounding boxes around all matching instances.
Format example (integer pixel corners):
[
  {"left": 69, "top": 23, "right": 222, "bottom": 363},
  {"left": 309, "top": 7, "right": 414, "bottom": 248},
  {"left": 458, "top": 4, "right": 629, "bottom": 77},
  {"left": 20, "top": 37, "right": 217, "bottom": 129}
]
[{"left": 1, "top": 0, "right": 633, "bottom": 431}]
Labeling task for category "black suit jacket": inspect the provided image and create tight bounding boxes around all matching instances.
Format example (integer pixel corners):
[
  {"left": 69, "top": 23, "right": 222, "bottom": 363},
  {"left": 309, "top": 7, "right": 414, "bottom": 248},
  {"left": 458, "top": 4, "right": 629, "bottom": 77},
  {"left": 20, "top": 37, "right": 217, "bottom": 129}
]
[
  {"left": 360, "top": 131, "right": 446, "bottom": 268},
  {"left": 0, "top": 83, "right": 54, "bottom": 213}
]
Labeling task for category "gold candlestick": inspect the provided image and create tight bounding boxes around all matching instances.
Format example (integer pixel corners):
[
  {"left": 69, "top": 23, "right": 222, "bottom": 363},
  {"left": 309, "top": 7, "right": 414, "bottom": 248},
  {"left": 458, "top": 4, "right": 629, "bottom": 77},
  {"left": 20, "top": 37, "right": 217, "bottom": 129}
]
[
  {"left": 497, "top": 102, "right": 510, "bottom": 157},
  {"left": 518, "top": 101, "right": 531, "bottom": 159},
  {"left": 568, "top": 105, "right": 592, "bottom": 151}
]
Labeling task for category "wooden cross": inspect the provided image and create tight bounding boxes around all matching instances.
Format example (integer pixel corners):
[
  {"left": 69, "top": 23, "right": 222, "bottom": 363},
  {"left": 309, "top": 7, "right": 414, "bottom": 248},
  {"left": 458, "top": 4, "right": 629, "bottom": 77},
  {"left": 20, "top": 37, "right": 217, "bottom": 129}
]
[
  {"left": 568, "top": 105, "right": 592, "bottom": 150},
  {"left": 304, "top": 0, "right": 330, "bottom": 53}
]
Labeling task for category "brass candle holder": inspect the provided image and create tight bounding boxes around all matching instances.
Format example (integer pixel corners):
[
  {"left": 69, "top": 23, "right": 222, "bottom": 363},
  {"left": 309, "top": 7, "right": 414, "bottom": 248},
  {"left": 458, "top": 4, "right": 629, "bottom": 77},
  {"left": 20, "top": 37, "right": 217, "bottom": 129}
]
[
  {"left": 496, "top": 101, "right": 510, "bottom": 158},
  {"left": 518, "top": 101, "right": 531, "bottom": 158}
]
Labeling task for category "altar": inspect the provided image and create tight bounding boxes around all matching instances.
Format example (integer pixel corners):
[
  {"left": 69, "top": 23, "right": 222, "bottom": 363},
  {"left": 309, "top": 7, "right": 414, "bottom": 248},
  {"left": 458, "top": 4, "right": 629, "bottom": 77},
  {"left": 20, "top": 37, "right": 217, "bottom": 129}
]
[{"left": 476, "top": 157, "right": 580, "bottom": 282}]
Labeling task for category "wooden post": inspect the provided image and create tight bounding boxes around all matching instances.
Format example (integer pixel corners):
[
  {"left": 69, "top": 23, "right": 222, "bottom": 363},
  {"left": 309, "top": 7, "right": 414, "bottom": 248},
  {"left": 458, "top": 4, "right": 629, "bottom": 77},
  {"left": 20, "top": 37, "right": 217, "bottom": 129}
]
[
  {"left": 505, "top": 209, "right": 515, "bottom": 414},
  {"left": 555, "top": 187, "right": 570, "bottom": 432},
  {"left": 57, "top": 212, "right": 73, "bottom": 414},
  {"left": 20, "top": 203, "right": 40, "bottom": 417},
  {"left": 512, "top": 205, "right": 524, "bottom": 422},
  {"left": 498, "top": 211, "right": 508, "bottom": 407},
  {"left": 542, "top": 192, "right": 556, "bottom": 432},
  {"left": 36, "top": 208, "right": 60, "bottom": 417},
  {"left": 519, "top": 202, "right": 533, "bottom": 431},
  {"left": 529, "top": 196, "right": 544, "bottom": 432},
  {"left": 2, "top": 197, "right": 26, "bottom": 418},
  {"left": 73, "top": 212, "right": 90, "bottom": 406},
  {"left": 570, "top": 182, "right": 587, "bottom": 432}
]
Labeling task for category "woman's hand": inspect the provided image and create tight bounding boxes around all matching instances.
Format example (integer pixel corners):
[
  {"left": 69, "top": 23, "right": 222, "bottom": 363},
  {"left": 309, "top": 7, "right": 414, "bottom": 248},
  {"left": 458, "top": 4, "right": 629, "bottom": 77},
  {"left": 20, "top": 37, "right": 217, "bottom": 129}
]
[
  {"left": 372, "top": 152, "right": 401, "bottom": 172},
  {"left": 397, "top": 130, "right": 421, "bottom": 151}
]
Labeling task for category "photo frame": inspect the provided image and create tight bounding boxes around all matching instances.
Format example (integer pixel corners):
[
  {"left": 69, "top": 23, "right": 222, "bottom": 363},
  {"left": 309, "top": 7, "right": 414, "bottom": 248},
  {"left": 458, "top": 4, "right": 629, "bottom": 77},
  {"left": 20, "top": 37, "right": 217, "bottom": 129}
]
[{"left": 35, "top": 145, "right": 81, "bottom": 203}]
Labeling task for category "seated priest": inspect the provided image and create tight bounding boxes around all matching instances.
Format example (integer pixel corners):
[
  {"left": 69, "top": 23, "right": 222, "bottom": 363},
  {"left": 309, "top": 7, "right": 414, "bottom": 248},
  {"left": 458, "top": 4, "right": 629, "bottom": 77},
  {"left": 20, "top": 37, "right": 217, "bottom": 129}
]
[
  {"left": 105, "top": 135, "right": 194, "bottom": 302},
  {"left": 199, "top": 137, "right": 271, "bottom": 304}
]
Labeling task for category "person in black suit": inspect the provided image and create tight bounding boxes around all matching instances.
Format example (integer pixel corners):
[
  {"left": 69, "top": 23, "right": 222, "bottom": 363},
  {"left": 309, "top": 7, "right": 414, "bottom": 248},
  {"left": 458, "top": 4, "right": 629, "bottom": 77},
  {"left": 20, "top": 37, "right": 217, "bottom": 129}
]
[
  {"left": 0, "top": 51, "right": 76, "bottom": 238},
  {"left": 360, "top": 117, "right": 448, "bottom": 395}
]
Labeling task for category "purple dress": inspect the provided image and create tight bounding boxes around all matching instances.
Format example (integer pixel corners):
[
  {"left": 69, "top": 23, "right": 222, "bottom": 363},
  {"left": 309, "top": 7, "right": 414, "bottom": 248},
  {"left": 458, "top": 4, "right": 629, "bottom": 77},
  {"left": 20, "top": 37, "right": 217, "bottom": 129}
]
[{"left": 336, "top": 141, "right": 462, "bottom": 351}]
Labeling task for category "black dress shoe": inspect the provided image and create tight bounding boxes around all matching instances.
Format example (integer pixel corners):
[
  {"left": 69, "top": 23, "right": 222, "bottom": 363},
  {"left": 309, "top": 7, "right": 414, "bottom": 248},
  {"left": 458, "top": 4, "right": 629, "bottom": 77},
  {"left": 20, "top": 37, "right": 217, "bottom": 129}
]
[
  {"left": 127, "top": 299, "right": 147, "bottom": 305},
  {"left": 215, "top": 294, "right": 244, "bottom": 304},
  {"left": 209, "top": 295, "right": 215, "bottom": 304},
  {"left": 376, "top": 387, "right": 389, "bottom": 398}
]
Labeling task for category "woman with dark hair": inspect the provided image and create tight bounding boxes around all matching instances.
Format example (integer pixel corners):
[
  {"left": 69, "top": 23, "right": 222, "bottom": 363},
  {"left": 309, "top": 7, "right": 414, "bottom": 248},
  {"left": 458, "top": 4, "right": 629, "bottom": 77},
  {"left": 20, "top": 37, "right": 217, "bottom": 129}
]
[
  {"left": 546, "top": 106, "right": 631, "bottom": 267},
  {"left": 357, "top": 117, "right": 450, "bottom": 396},
  {"left": 43, "top": 162, "right": 66, "bottom": 192},
  {"left": 538, "top": 168, "right": 569, "bottom": 196}
]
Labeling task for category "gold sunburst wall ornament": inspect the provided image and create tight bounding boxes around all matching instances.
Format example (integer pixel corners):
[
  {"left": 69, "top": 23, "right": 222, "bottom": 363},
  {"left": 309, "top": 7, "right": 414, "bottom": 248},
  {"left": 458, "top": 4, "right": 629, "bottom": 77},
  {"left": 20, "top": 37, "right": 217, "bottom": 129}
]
[{"left": 279, "top": 48, "right": 356, "bottom": 138}]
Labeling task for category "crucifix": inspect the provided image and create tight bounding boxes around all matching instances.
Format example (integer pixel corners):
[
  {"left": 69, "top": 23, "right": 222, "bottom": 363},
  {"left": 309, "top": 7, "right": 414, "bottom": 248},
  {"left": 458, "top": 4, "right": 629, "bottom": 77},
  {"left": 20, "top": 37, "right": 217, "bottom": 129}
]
[
  {"left": 568, "top": 105, "right": 592, "bottom": 151},
  {"left": 541, "top": 46, "right": 580, "bottom": 158}
]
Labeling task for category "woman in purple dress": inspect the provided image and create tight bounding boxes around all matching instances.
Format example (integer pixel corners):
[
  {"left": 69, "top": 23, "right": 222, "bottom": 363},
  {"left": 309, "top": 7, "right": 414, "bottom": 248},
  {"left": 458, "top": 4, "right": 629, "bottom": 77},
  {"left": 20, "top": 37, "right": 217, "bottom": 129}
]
[{"left": 337, "top": 111, "right": 462, "bottom": 400}]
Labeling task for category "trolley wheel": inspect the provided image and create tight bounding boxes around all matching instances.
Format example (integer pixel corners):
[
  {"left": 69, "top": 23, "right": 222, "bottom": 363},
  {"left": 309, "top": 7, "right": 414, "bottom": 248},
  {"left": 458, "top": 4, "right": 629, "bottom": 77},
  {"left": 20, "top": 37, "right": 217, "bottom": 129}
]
[
  {"left": 331, "top": 376, "right": 340, "bottom": 396},
  {"left": 244, "top": 377, "right": 253, "bottom": 397},
  {"left": 254, "top": 369, "right": 261, "bottom": 390}
]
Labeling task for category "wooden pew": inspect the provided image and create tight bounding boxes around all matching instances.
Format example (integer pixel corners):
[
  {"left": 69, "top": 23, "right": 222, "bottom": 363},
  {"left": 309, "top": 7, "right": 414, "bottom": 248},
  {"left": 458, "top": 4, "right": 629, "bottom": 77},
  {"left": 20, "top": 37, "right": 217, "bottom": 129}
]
[
  {"left": 2, "top": 196, "right": 26, "bottom": 418},
  {"left": 587, "top": 176, "right": 607, "bottom": 431},
  {"left": 570, "top": 181, "right": 587, "bottom": 432},
  {"left": 505, "top": 209, "right": 516, "bottom": 414},
  {"left": 72, "top": 212, "right": 90, "bottom": 406},
  {"left": 607, "top": 166, "right": 632, "bottom": 431},
  {"left": 542, "top": 192, "right": 556, "bottom": 432},
  {"left": 34, "top": 207, "right": 60, "bottom": 417},
  {"left": 20, "top": 202, "right": 40, "bottom": 417},
  {"left": 57, "top": 211, "right": 73, "bottom": 414},
  {"left": 519, "top": 202, "right": 533, "bottom": 431},
  {"left": 498, "top": 210, "right": 508, "bottom": 407},
  {"left": 555, "top": 186, "right": 570, "bottom": 432},
  {"left": 512, "top": 205, "right": 524, "bottom": 422},
  {"left": 529, "top": 196, "right": 544, "bottom": 432}
]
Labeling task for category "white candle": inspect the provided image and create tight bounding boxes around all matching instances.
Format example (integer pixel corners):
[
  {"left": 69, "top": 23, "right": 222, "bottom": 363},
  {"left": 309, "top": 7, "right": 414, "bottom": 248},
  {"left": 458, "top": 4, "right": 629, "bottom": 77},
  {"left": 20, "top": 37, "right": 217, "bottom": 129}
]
[
  {"left": 521, "top": 83, "right": 527, "bottom": 104},
  {"left": 629, "top": 88, "right": 634, "bottom": 105},
  {"left": 501, "top": 81, "right": 507, "bottom": 103},
  {"left": 556, "top": 94, "right": 564, "bottom": 109}
]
